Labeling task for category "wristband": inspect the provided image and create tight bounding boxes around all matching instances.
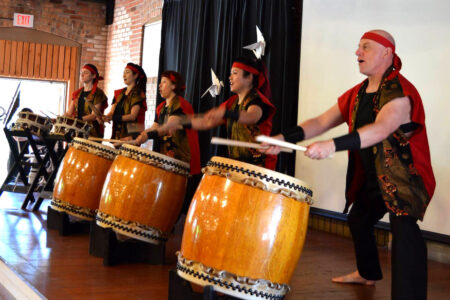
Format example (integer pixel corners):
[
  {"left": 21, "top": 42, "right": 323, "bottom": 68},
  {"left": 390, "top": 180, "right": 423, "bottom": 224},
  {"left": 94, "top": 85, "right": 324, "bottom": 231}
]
[
  {"left": 281, "top": 126, "right": 305, "bottom": 143},
  {"left": 182, "top": 120, "right": 192, "bottom": 129},
  {"left": 146, "top": 130, "right": 159, "bottom": 140},
  {"left": 333, "top": 131, "right": 361, "bottom": 151},
  {"left": 224, "top": 109, "right": 240, "bottom": 121}
]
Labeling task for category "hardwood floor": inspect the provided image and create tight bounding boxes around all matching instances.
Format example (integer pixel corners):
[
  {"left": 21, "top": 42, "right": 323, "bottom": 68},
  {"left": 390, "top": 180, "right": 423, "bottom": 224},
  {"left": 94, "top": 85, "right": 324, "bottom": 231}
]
[{"left": 0, "top": 192, "right": 449, "bottom": 299}]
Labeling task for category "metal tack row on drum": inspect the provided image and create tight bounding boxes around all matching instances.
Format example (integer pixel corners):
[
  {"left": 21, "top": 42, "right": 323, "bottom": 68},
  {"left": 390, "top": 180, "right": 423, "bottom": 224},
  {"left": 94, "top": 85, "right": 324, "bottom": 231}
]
[
  {"left": 11, "top": 112, "right": 91, "bottom": 138},
  {"left": 50, "top": 140, "right": 313, "bottom": 300}
]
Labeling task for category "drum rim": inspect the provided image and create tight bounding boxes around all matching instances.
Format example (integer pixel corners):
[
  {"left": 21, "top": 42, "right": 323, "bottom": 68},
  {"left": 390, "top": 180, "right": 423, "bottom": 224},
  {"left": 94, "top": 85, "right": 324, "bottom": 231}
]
[
  {"left": 121, "top": 144, "right": 190, "bottom": 169},
  {"left": 72, "top": 137, "right": 118, "bottom": 154},
  {"left": 207, "top": 156, "right": 313, "bottom": 198}
]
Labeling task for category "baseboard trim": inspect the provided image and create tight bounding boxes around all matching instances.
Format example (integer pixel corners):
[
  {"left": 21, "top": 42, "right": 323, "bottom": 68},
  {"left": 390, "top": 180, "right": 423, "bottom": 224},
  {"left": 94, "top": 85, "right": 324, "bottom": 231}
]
[{"left": 310, "top": 207, "right": 450, "bottom": 245}]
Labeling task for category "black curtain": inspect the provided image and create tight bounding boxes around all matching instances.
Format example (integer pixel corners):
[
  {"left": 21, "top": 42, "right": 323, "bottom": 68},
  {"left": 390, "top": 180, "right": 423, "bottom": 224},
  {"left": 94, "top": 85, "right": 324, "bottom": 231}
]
[{"left": 158, "top": 0, "right": 302, "bottom": 176}]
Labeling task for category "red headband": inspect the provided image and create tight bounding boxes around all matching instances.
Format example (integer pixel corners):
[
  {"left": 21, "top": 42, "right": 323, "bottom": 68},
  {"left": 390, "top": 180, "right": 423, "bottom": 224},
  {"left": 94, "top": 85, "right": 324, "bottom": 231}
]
[
  {"left": 361, "top": 32, "right": 401, "bottom": 80},
  {"left": 126, "top": 65, "right": 144, "bottom": 78},
  {"left": 361, "top": 32, "right": 395, "bottom": 52},
  {"left": 165, "top": 74, "right": 186, "bottom": 92},
  {"left": 232, "top": 62, "right": 260, "bottom": 75}
]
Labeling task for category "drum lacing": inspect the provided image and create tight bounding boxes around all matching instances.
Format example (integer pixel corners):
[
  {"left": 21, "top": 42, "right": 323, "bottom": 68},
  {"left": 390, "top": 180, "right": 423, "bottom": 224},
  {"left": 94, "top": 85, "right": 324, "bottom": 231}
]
[
  {"left": 203, "top": 162, "right": 313, "bottom": 204},
  {"left": 176, "top": 252, "right": 288, "bottom": 300},
  {"left": 119, "top": 147, "right": 190, "bottom": 176},
  {"left": 72, "top": 140, "right": 117, "bottom": 160}
]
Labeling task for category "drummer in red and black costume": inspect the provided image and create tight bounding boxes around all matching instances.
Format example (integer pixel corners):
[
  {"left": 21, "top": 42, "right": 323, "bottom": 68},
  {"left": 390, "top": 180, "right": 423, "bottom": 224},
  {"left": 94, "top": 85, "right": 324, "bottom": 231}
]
[
  {"left": 135, "top": 71, "right": 201, "bottom": 175},
  {"left": 169, "top": 56, "right": 276, "bottom": 170},
  {"left": 65, "top": 64, "right": 108, "bottom": 137},
  {"left": 104, "top": 63, "right": 147, "bottom": 141}
]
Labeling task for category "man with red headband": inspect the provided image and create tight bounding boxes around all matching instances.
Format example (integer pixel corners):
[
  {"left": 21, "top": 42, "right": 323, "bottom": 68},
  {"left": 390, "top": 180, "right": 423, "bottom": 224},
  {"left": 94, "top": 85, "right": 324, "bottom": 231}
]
[
  {"left": 265, "top": 30, "right": 435, "bottom": 299},
  {"left": 66, "top": 64, "right": 108, "bottom": 137}
]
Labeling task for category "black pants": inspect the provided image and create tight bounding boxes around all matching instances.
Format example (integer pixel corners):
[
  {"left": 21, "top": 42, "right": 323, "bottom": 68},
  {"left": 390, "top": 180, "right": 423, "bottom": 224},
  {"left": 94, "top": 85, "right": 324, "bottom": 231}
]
[{"left": 348, "top": 183, "right": 427, "bottom": 299}]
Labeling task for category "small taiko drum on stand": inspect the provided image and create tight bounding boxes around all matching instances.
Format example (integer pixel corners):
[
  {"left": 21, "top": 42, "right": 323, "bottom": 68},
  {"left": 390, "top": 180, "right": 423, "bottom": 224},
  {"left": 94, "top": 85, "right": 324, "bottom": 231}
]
[
  {"left": 96, "top": 144, "right": 190, "bottom": 245},
  {"left": 11, "top": 111, "right": 52, "bottom": 137},
  {"left": 177, "top": 157, "right": 313, "bottom": 300},
  {"left": 51, "top": 138, "right": 117, "bottom": 220},
  {"left": 51, "top": 116, "right": 91, "bottom": 138}
]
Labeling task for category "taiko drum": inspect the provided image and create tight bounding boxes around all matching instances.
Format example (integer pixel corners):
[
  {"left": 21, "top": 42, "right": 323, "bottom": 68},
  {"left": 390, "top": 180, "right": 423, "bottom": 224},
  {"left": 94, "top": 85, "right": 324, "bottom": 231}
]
[
  {"left": 177, "top": 156, "right": 313, "bottom": 300},
  {"left": 51, "top": 138, "right": 117, "bottom": 220},
  {"left": 96, "top": 144, "right": 190, "bottom": 245}
]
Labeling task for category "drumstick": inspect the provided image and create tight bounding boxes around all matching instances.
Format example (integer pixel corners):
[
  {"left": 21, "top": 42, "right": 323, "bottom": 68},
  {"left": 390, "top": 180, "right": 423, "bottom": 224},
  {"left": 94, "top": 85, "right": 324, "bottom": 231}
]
[
  {"left": 255, "top": 135, "right": 307, "bottom": 152},
  {"left": 256, "top": 135, "right": 334, "bottom": 158},
  {"left": 88, "top": 137, "right": 138, "bottom": 145},
  {"left": 86, "top": 101, "right": 104, "bottom": 117},
  {"left": 211, "top": 137, "right": 293, "bottom": 153}
]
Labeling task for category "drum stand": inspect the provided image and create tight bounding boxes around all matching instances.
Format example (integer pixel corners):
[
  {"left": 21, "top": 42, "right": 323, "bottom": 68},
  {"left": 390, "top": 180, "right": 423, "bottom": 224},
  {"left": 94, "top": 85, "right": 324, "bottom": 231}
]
[
  {"left": 168, "top": 270, "right": 242, "bottom": 300},
  {"left": 33, "top": 133, "right": 72, "bottom": 211},
  {"left": 0, "top": 127, "right": 55, "bottom": 209},
  {"left": 46, "top": 206, "right": 91, "bottom": 235},
  {"left": 89, "top": 222, "right": 166, "bottom": 266}
]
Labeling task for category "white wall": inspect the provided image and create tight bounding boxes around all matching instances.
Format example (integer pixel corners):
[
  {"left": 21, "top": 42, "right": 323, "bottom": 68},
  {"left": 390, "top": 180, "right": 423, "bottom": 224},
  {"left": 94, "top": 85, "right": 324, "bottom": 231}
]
[{"left": 297, "top": 0, "right": 450, "bottom": 235}]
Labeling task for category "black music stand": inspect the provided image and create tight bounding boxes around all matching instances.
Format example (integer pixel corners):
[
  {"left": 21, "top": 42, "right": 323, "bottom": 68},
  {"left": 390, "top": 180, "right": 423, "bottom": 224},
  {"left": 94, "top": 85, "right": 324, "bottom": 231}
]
[
  {"left": 0, "top": 127, "right": 55, "bottom": 209},
  {"left": 32, "top": 132, "right": 72, "bottom": 211}
]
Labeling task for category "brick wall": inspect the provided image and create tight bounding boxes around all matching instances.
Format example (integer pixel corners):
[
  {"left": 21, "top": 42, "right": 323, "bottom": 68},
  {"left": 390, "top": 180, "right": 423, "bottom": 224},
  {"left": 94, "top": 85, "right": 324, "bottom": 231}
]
[
  {"left": 105, "top": 0, "right": 163, "bottom": 127},
  {"left": 0, "top": 0, "right": 108, "bottom": 90}
]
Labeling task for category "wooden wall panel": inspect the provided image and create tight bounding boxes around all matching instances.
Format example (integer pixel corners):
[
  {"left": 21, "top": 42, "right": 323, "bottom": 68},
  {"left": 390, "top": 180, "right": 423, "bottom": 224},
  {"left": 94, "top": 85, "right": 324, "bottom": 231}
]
[
  {"left": 0, "top": 39, "right": 80, "bottom": 105},
  {"left": 10, "top": 41, "right": 17, "bottom": 76},
  {"left": 16, "top": 41, "right": 23, "bottom": 76},
  {"left": 63, "top": 46, "right": 71, "bottom": 80},
  {"left": 57, "top": 46, "right": 65, "bottom": 79},
  {"left": 4, "top": 40, "right": 12, "bottom": 74},
  {"left": 0, "top": 40, "right": 5, "bottom": 74},
  {"left": 45, "top": 44, "right": 53, "bottom": 78},
  {"left": 34, "top": 43, "right": 42, "bottom": 78},
  {"left": 27, "top": 43, "right": 35, "bottom": 77},
  {"left": 39, "top": 44, "right": 47, "bottom": 78},
  {"left": 21, "top": 42, "right": 29, "bottom": 76}
]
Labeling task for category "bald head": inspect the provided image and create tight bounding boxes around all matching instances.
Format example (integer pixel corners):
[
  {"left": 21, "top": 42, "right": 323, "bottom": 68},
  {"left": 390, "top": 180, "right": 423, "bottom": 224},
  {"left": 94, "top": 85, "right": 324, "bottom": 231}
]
[{"left": 368, "top": 29, "right": 395, "bottom": 48}]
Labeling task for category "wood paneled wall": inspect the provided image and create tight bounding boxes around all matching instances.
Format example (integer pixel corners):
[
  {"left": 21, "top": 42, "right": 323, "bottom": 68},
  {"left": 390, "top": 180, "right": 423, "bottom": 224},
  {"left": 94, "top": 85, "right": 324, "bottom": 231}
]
[{"left": 0, "top": 40, "right": 79, "bottom": 104}]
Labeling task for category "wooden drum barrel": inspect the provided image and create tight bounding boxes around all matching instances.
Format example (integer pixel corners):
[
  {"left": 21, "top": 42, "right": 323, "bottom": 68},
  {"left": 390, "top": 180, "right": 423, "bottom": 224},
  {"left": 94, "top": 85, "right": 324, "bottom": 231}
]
[
  {"left": 96, "top": 144, "right": 190, "bottom": 245},
  {"left": 177, "top": 157, "right": 314, "bottom": 300},
  {"left": 51, "top": 138, "right": 117, "bottom": 220}
]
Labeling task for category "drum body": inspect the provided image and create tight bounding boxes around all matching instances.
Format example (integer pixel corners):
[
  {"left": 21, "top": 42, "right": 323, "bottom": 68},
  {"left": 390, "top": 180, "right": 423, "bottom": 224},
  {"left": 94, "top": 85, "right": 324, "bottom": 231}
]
[
  {"left": 96, "top": 144, "right": 190, "bottom": 245},
  {"left": 177, "top": 157, "right": 313, "bottom": 300},
  {"left": 51, "top": 116, "right": 91, "bottom": 138},
  {"left": 12, "top": 112, "right": 52, "bottom": 136},
  {"left": 51, "top": 138, "right": 117, "bottom": 220}
]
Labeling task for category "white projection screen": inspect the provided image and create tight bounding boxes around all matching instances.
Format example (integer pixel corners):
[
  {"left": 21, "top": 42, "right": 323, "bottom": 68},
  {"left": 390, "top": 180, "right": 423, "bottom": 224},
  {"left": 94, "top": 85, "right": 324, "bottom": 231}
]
[{"left": 297, "top": 0, "right": 450, "bottom": 235}]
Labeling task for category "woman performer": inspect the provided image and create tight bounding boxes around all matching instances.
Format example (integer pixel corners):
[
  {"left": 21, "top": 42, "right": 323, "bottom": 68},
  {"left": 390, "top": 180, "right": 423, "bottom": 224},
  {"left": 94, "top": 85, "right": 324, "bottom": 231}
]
[
  {"left": 65, "top": 64, "right": 108, "bottom": 137},
  {"left": 135, "top": 71, "right": 200, "bottom": 175},
  {"left": 165, "top": 56, "right": 276, "bottom": 169},
  {"left": 104, "top": 63, "right": 147, "bottom": 140}
]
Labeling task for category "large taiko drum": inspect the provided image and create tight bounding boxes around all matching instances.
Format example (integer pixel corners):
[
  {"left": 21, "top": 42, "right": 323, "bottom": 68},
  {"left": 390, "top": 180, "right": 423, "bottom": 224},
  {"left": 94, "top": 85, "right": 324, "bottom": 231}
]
[
  {"left": 51, "top": 138, "right": 117, "bottom": 220},
  {"left": 96, "top": 144, "right": 190, "bottom": 245},
  {"left": 177, "top": 157, "right": 314, "bottom": 300},
  {"left": 50, "top": 116, "right": 91, "bottom": 138},
  {"left": 12, "top": 111, "right": 52, "bottom": 136}
]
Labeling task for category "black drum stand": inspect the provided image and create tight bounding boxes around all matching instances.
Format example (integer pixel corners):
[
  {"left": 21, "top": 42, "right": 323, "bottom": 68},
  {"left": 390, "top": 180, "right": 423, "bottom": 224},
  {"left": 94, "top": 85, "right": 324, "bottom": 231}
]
[
  {"left": 168, "top": 269, "right": 242, "bottom": 300},
  {"left": 89, "top": 221, "right": 166, "bottom": 266},
  {"left": 46, "top": 206, "right": 91, "bottom": 236}
]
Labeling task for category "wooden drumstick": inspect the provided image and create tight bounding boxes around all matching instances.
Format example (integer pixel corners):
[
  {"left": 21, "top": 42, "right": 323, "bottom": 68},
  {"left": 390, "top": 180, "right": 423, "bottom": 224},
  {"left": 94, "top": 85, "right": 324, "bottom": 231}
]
[
  {"left": 86, "top": 101, "right": 104, "bottom": 117},
  {"left": 256, "top": 135, "right": 333, "bottom": 158},
  {"left": 211, "top": 137, "right": 293, "bottom": 153},
  {"left": 255, "top": 135, "right": 307, "bottom": 152},
  {"left": 88, "top": 137, "right": 138, "bottom": 145}
]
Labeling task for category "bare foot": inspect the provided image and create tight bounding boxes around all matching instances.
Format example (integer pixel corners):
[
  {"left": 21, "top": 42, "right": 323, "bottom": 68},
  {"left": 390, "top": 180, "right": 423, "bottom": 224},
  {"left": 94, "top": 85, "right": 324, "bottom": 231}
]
[{"left": 331, "top": 271, "right": 376, "bottom": 286}]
